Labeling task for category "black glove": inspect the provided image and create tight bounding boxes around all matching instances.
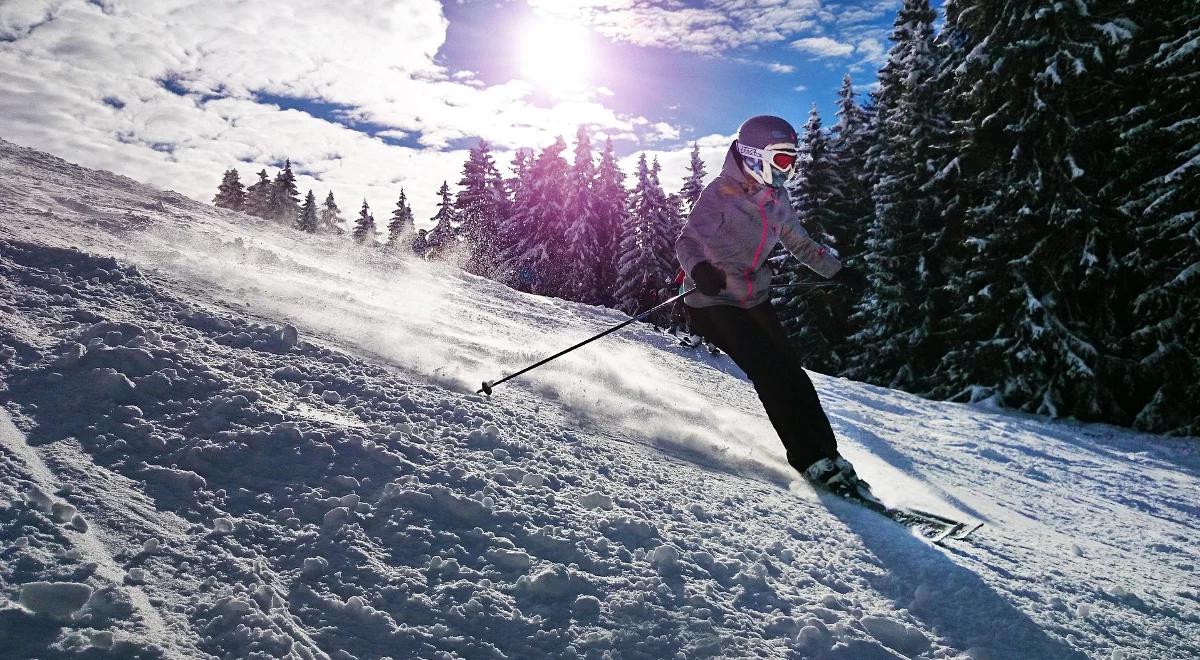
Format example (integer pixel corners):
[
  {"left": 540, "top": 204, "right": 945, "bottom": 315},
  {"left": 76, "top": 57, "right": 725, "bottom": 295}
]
[
  {"left": 691, "top": 261, "right": 727, "bottom": 296},
  {"left": 834, "top": 266, "right": 869, "bottom": 290}
]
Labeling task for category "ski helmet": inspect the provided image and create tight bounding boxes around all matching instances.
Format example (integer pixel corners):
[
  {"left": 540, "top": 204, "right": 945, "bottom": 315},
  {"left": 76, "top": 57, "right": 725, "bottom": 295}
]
[{"left": 735, "top": 115, "right": 798, "bottom": 188}]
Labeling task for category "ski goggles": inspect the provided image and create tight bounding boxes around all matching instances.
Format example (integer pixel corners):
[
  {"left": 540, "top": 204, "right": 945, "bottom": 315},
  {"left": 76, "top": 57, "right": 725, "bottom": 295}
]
[{"left": 737, "top": 141, "right": 799, "bottom": 174}]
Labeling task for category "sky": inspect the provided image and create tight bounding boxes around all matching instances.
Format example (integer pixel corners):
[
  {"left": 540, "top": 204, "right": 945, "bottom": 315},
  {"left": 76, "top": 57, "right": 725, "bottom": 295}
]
[{"left": 0, "top": 0, "right": 904, "bottom": 226}]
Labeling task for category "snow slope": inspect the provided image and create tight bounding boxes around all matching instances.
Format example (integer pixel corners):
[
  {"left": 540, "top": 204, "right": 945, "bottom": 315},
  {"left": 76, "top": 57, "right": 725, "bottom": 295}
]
[{"left": 0, "top": 137, "right": 1197, "bottom": 659}]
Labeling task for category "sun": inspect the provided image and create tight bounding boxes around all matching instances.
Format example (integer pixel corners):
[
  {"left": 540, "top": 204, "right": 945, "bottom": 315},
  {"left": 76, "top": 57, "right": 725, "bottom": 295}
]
[{"left": 520, "top": 16, "right": 592, "bottom": 95}]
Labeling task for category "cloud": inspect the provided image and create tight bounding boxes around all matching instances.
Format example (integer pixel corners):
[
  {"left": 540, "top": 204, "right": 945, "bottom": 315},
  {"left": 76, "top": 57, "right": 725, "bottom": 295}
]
[
  {"left": 0, "top": 0, "right": 680, "bottom": 223},
  {"left": 728, "top": 56, "right": 797, "bottom": 74},
  {"left": 527, "top": 0, "right": 825, "bottom": 54},
  {"left": 790, "top": 36, "right": 856, "bottom": 57},
  {"left": 855, "top": 37, "right": 887, "bottom": 65}
]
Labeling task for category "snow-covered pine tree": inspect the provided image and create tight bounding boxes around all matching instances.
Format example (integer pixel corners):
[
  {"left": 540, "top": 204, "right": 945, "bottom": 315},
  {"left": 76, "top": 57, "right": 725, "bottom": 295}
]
[
  {"left": 424, "top": 181, "right": 458, "bottom": 261},
  {"left": 296, "top": 190, "right": 319, "bottom": 232},
  {"left": 829, "top": 74, "right": 873, "bottom": 262},
  {"left": 387, "top": 189, "right": 417, "bottom": 252},
  {"left": 319, "top": 191, "right": 344, "bottom": 235},
  {"left": 1113, "top": 3, "right": 1200, "bottom": 434},
  {"left": 499, "top": 138, "right": 569, "bottom": 296},
  {"left": 664, "top": 192, "right": 684, "bottom": 253},
  {"left": 353, "top": 200, "right": 377, "bottom": 244},
  {"left": 915, "top": 0, "right": 979, "bottom": 383},
  {"left": 850, "top": 0, "right": 952, "bottom": 391},
  {"left": 592, "top": 138, "right": 628, "bottom": 307},
  {"left": 931, "top": 0, "right": 1125, "bottom": 421},
  {"left": 505, "top": 149, "right": 533, "bottom": 208},
  {"left": 561, "top": 126, "right": 603, "bottom": 304},
  {"left": 648, "top": 159, "right": 680, "bottom": 318},
  {"left": 268, "top": 159, "right": 301, "bottom": 224},
  {"left": 495, "top": 148, "right": 532, "bottom": 271},
  {"left": 244, "top": 169, "right": 273, "bottom": 219},
  {"left": 679, "top": 142, "right": 706, "bottom": 215},
  {"left": 213, "top": 169, "right": 245, "bottom": 211},
  {"left": 454, "top": 141, "right": 506, "bottom": 276},
  {"left": 771, "top": 105, "right": 848, "bottom": 374},
  {"left": 614, "top": 155, "right": 674, "bottom": 321}
]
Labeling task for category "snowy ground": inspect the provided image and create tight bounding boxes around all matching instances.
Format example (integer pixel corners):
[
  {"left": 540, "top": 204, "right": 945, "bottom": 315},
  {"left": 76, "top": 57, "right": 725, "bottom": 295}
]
[{"left": 0, "top": 137, "right": 1198, "bottom": 659}]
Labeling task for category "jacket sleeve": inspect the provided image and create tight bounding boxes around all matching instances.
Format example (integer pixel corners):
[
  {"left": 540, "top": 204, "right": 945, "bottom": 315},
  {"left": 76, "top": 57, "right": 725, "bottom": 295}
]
[
  {"left": 778, "top": 206, "right": 842, "bottom": 279},
  {"left": 675, "top": 184, "right": 723, "bottom": 275}
]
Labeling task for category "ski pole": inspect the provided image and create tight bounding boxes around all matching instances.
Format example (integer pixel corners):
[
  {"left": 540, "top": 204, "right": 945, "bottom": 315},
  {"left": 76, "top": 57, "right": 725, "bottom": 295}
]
[
  {"left": 478, "top": 286, "right": 697, "bottom": 395},
  {"left": 770, "top": 281, "right": 839, "bottom": 291}
]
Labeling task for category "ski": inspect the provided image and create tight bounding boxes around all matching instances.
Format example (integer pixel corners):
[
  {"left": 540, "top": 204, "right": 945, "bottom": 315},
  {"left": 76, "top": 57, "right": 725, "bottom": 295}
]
[{"left": 831, "top": 481, "right": 983, "bottom": 545}]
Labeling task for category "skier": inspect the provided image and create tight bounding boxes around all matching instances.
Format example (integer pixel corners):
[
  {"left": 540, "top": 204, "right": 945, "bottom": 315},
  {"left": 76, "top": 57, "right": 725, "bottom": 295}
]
[{"left": 675, "top": 115, "right": 868, "bottom": 494}]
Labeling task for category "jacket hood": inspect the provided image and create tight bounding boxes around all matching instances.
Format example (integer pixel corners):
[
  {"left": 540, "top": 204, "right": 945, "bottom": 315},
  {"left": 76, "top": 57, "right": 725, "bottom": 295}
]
[
  {"left": 721, "top": 141, "right": 743, "bottom": 179},
  {"left": 719, "top": 142, "right": 774, "bottom": 202}
]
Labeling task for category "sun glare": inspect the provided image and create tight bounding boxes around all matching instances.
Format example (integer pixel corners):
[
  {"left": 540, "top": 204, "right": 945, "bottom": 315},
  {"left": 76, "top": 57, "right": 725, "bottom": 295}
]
[{"left": 520, "top": 17, "right": 591, "bottom": 94}]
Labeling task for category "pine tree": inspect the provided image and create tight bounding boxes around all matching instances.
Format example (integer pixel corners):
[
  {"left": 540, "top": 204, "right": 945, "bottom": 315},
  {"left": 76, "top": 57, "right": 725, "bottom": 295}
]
[
  {"left": 664, "top": 192, "right": 685, "bottom": 255},
  {"left": 1114, "top": 4, "right": 1200, "bottom": 434},
  {"left": 319, "top": 191, "right": 344, "bottom": 235},
  {"left": 648, "top": 158, "right": 680, "bottom": 299},
  {"left": 772, "top": 106, "right": 847, "bottom": 374},
  {"left": 295, "top": 190, "right": 319, "bottom": 232},
  {"left": 269, "top": 159, "right": 301, "bottom": 224},
  {"left": 454, "top": 141, "right": 507, "bottom": 276},
  {"left": 425, "top": 181, "right": 458, "bottom": 260},
  {"left": 213, "top": 169, "right": 245, "bottom": 211},
  {"left": 614, "top": 154, "right": 674, "bottom": 321},
  {"left": 851, "top": 0, "right": 953, "bottom": 390},
  {"left": 679, "top": 142, "right": 706, "bottom": 215},
  {"left": 494, "top": 149, "right": 533, "bottom": 271},
  {"left": 931, "top": 0, "right": 1125, "bottom": 421},
  {"left": 244, "top": 169, "right": 273, "bottom": 219},
  {"left": 353, "top": 200, "right": 377, "bottom": 244},
  {"left": 829, "top": 74, "right": 873, "bottom": 261},
  {"left": 499, "top": 138, "right": 569, "bottom": 295},
  {"left": 561, "top": 126, "right": 603, "bottom": 304},
  {"left": 593, "top": 138, "right": 628, "bottom": 307},
  {"left": 387, "top": 189, "right": 417, "bottom": 252}
]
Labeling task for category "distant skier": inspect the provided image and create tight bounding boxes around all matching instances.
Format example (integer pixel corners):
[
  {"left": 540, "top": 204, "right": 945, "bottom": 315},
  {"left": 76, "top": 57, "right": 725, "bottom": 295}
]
[
  {"left": 667, "top": 270, "right": 720, "bottom": 354},
  {"left": 675, "top": 115, "right": 867, "bottom": 494}
]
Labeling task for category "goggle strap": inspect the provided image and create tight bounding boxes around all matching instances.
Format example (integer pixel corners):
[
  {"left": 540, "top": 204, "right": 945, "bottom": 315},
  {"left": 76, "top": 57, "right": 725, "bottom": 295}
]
[{"left": 737, "top": 142, "right": 762, "bottom": 160}]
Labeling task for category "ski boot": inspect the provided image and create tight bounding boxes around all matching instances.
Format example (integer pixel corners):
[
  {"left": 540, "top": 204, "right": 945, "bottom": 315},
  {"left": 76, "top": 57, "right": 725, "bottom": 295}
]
[
  {"left": 803, "top": 457, "right": 856, "bottom": 497},
  {"left": 804, "top": 455, "right": 876, "bottom": 503}
]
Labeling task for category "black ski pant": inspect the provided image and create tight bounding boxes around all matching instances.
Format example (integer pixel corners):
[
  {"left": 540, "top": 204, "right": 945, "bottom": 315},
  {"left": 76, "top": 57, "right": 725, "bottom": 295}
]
[{"left": 686, "top": 300, "right": 838, "bottom": 473}]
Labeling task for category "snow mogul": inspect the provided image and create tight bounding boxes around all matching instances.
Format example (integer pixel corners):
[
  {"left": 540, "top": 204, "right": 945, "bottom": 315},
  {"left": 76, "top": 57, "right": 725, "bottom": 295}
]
[{"left": 675, "top": 114, "right": 868, "bottom": 494}]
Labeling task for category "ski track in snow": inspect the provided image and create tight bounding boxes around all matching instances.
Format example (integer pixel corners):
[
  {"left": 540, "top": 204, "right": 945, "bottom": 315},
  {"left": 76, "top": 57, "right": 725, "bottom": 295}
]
[{"left": 0, "top": 137, "right": 1198, "bottom": 659}]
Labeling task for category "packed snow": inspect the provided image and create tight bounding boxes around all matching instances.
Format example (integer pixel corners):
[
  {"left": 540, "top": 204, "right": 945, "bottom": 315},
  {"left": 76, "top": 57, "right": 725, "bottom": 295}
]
[{"left": 1, "top": 138, "right": 1198, "bottom": 658}]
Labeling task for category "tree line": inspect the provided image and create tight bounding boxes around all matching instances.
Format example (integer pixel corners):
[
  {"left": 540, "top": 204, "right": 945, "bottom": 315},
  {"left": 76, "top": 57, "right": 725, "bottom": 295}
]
[
  {"left": 212, "top": 0, "right": 1197, "bottom": 435},
  {"left": 212, "top": 129, "right": 700, "bottom": 318}
]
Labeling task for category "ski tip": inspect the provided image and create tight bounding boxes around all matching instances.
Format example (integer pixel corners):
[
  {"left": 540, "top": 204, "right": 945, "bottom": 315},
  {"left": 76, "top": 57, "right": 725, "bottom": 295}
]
[
  {"left": 954, "top": 521, "right": 984, "bottom": 540},
  {"left": 930, "top": 523, "right": 965, "bottom": 545}
]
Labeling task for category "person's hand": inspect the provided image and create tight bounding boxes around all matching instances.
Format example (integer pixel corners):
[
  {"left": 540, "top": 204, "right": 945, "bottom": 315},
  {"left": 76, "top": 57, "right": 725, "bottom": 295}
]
[
  {"left": 834, "top": 266, "right": 868, "bottom": 290},
  {"left": 691, "top": 261, "right": 727, "bottom": 296}
]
